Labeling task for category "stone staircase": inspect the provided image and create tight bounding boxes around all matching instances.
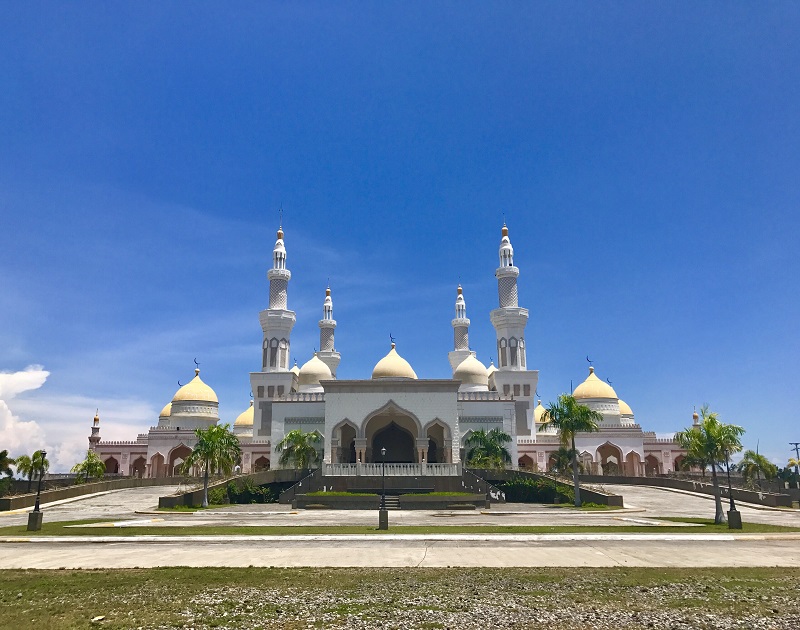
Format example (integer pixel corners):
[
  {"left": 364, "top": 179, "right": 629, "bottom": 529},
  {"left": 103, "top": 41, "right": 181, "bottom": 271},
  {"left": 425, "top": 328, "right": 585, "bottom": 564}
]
[{"left": 382, "top": 495, "right": 400, "bottom": 510}]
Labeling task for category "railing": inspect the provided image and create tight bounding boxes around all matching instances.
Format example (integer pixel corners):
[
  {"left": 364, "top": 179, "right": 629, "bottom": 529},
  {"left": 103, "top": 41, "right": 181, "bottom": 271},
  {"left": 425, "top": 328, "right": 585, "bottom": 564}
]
[{"left": 323, "top": 463, "right": 461, "bottom": 477}]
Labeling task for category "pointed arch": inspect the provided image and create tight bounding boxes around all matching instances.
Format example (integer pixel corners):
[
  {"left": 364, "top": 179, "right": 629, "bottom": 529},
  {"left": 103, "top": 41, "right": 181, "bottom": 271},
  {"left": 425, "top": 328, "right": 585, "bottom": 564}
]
[{"left": 362, "top": 399, "right": 423, "bottom": 438}]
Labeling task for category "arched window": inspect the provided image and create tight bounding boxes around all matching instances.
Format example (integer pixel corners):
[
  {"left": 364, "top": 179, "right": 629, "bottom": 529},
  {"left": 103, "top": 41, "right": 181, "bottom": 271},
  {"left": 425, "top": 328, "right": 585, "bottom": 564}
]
[
  {"left": 509, "top": 337, "right": 518, "bottom": 366},
  {"left": 279, "top": 339, "right": 288, "bottom": 369},
  {"left": 499, "top": 338, "right": 508, "bottom": 367},
  {"left": 519, "top": 338, "right": 526, "bottom": 368},
  {"left": 269, "top": 338, "right": 279, "bottom": 368}
]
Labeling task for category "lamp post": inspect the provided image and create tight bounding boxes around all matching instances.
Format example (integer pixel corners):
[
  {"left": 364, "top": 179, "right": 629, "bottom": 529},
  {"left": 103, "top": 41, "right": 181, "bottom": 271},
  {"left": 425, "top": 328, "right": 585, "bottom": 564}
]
[
  {"left": 378, "top": 446, "right": 388, "bottom": 530},
  {"left": 27, "top": 450, "right": 46, "bottom": 532},
  {"left": 725, "top": 451, "right": 742, "bottom": 529}
]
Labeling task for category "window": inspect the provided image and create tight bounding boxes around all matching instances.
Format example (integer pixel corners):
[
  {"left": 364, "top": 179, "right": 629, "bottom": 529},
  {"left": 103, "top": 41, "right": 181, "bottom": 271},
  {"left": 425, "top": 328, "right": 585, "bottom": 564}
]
[
  {"left": 267, "top": 386, "right": 275, "bottom": 397},
  {"left": 503, "top": 384, "right": 510, "bottom": 395},
  {"left": 513, "top": 384, "right": 521, "bottom": 396},
  {"left": 499, "top": 338, "right": 508, "bottom": 367},
  {"left": 269, "top": 338, "right": 278, "bottom": 368},
  {"left": 510, "top": 338, "right": 518, "bottom": 366},
  {"left": 257, "top": 386, "right": 264, "bottom": 398},
  {"left": 523, "top": 384, "right": 531, "bottom": 397},
  {"left": 279, "top": 339, "right": 288, "bottom": 369},
  {"left": 277, "top": 386, "right": 284, "bottom": 396}
]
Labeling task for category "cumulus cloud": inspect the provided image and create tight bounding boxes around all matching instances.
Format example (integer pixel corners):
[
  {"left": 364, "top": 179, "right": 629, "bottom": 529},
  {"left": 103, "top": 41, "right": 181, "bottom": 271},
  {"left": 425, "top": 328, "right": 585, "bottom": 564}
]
[
  {"left": 0, "top": 365, "right": 49, "bottom": 463},
  {"left": 0, "top": 365, "right": 49, "bottom": 399}
]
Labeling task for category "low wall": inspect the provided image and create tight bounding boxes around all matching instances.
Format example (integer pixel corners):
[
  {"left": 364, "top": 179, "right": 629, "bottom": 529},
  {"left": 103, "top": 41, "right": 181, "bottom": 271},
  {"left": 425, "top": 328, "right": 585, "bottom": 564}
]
[
  {"left": 580, "top": 475, "right": 794, "bottom": 508},
  {"left": 294, "top": 494, "right": 380, "bottom": 510},
  {"left": 472, "top": 469, "right": 624, "bottom": 507},
  {"left": 398, "top": 494, "right": 483, "bottom": 510},
  {"left": 0, "top": 477, "right": 187, "bottom": 511},
  {"left": 292, "top": 493, "right": 484, "bottom": 510}
]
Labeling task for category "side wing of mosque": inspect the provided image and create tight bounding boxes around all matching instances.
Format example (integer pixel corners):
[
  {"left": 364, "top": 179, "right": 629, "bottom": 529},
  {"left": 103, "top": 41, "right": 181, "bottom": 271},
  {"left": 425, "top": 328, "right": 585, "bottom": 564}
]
[{"left": 89, "top": 224, "right": 689, "bottom": 479}]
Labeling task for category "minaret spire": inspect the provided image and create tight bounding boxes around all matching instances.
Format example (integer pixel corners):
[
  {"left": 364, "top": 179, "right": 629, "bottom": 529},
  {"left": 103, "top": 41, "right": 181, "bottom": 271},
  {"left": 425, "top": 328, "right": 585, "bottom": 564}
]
[
  {"left": 448, "top": 284, "right": 474, "bottom": 372},
  {"left": 259, "top": 218, "right": 296, "bottom": 372},
  {"left": 88, "top": 409, "right": 101, "bottom": 451},
  {"left": 316, "top": 285, "right": 341, "bottom": 377}
]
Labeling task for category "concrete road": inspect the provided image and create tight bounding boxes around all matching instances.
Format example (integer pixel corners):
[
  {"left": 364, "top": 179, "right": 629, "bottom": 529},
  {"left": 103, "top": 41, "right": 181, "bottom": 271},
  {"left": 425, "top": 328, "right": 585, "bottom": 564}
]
[{"left": 2, "top": 535, "right": 799, "bottom": 568}]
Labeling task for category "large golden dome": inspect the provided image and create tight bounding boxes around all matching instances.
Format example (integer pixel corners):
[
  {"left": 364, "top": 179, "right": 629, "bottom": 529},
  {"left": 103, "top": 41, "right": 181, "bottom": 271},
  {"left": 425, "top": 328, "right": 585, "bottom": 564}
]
[
  {"left": 234, "top": 400, "right": 254, "bottom": 427},
  {"left": 572, "top": 366, "right": 617, "bottom": 400},
  {"left": 298, "top": 355, "right": 333, "bottom": 388},
  {"left": 172, "top": 369, "right": 219, "bottom": 403},
  {"left": 372, "top": 343, "right": 417, "bottom": 379},
  {"left": 453, "top": 355, "right": 489, "bottom": 388}
]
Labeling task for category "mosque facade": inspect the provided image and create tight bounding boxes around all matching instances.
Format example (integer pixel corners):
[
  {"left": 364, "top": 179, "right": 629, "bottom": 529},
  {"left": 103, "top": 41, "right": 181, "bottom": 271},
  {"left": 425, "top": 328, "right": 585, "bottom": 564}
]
[{"left": 89, "top": 224, "right": 688, "bottom": 479}]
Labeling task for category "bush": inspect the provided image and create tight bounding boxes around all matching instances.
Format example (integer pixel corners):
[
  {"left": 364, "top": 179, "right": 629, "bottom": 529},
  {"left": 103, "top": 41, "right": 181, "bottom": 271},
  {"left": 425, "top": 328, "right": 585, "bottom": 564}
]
[
  {"left": 498, "top": 476, "right": 574, "bottom": 504},
  {"left": 207, "top": 486, "right": 228, "bottom": 505},
  {"left": 226, "top": 478, "right": 276, "bottom": 504},
  {"left": 0, "top": 477, "right": 10, "bottom": 498}
]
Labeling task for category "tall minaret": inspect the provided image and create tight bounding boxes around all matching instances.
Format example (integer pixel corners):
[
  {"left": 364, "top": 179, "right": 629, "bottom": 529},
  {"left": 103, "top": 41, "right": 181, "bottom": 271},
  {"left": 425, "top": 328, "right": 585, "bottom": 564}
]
[
  {"left": 490, "top": 223, "right": 528, "bottom": 370},
  {"left": 258, "top": 223, "right": 296, "bottom": 372},
  {"left": 316, "top": 286, "right": 341, "bottom": 377},
  {"left": 88, "top": 409, "right": 101, "bottom": 452},
  {"left": 489, "top": 222, "right": 538, "bottom": 436},
  {"left": 448, "top": 284, "right": 474, "bottom": 371}
]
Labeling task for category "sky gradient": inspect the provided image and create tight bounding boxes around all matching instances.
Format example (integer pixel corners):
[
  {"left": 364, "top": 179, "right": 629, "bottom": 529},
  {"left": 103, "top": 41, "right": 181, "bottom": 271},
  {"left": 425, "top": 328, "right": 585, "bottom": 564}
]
[{"left": 1, "top": 3, "right": 798, "bottom": 470}]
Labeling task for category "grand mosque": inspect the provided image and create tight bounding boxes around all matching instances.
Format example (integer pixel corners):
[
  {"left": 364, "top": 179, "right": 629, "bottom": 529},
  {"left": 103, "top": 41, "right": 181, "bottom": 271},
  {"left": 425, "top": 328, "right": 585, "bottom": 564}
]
[{"left": 89, "top": 224, "right": 688, "bottom": 479}]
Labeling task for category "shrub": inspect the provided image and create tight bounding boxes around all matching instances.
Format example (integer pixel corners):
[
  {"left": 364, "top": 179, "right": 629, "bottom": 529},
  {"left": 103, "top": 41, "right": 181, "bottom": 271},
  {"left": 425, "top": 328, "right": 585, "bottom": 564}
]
[
  {"left": 226, "top": 478, "right": 276, "bottom": 504},
  {"left": 498, "top": 476, "right": 574, "bottom": 504},
  {"left": 207, "top": 486, "right": 228, "bottom": 505}
]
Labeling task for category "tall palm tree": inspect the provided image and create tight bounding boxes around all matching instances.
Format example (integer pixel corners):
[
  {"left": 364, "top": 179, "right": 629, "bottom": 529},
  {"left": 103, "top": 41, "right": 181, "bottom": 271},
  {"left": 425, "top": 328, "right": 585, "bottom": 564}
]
[
  {"left": 32, "top": 449, "right": 49, "bottom": 481},
  {"left": 181, "top": 424, "right": 242, "bottom": 508},
  {"left": 276, "top": 430, "right": 322, "bottom": 470},
  {"left": 676, "top": 405, "right": 744, "bottom": 524},
  {"left": 465, "top": 428, "right": 512, "bottom": 469},
  {"left": 0, "top": 450, "right": 14, "bottom": 478},
  {"left": 543, "top": 394, "right": 602, "bottom": 507},
  {"left": 549, "top": 446, "right": 575, "bottom": 476},
  {"left": 71, "top": 450, "right": 106, "bottom": 483},
  {"left": 14, "top": 454, "right": 34, "bottom": 492},
  {"left": 737, "top": 450, "right": 777, "bottom": 489}
]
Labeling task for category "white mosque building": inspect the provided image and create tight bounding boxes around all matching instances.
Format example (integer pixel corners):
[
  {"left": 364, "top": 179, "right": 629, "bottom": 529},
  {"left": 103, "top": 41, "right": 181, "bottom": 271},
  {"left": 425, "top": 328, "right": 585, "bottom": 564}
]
[{"left": 89, "top": 223, "right": 688, "bottom": 479}]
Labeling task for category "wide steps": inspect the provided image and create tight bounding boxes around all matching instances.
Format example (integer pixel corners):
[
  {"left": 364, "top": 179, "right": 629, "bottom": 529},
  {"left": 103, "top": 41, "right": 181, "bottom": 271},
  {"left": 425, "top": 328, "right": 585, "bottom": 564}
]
[{"left": 382, "top": 496, "right": 400, "bottom": 510}]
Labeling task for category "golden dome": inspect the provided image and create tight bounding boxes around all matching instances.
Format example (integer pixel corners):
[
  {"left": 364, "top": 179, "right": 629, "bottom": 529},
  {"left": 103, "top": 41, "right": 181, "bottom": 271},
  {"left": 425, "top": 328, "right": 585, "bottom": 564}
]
[
  {"left": 486, "top": 360, "right": 497, "bottom": 377},
  {"left": 572, "top": 366, "right": 618, "bottom": 400},
  {"left": 290, "top": 360, "right": 300, "bottom": 377},
  {"left": 159, "top": 402, "right": 172, "bottom": 418},
  {"left": 172, "top": 368, "right": 219, "bottom": 403},
  {"left": 533, "top": 399, "right": 546, "bottom": 423},
  {"left": 453, "top": 355, "right": 489, "bottom": 387},
  {"left": 234, "top": 400, "right": 254, "bottom": 427},
  {"left": 372, "top": 343, "right": 417, "bottom": 379},
  {"left": 298, "top": 355, "right": 333, "bottom": 388},
  {"left": 618, "top": 399, "right": 634, "bottom": 416}
]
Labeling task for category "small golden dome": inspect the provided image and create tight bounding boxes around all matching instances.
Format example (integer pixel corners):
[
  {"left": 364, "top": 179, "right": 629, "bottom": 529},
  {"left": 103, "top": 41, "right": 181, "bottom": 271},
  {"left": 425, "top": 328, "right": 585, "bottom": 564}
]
[
  {"left": 234, "top": 400, "right": 254, "bottom": 427},
  {"left": 277, "top": 226, "right": 284, "bottom": 239},
  {"left": 372, "top": 343, "right": 417, "bottom": 379},
  {"left": 573, "top": 366, "right": 618, "bottom": 400},
  {"left": 457, "top": 285, "right": 463, "bottom": 295},
  {"left": 618, "top": 399, "right": 634, "bottom": 416},
  {"left": 298, "top": 355, "right": 333, "bottom": 388},
  {"left": 502, "top": 223, "right": 509, "bottom": 237},
  {"left": 692, "top": 410, "right": 699, "bottom": 420},
  {"left": 290, "top": 361, "right": 300, "bottom": 377},
  {"left": 454, "top": 355, "right": 489, "bottom": 387},
  {"left": 533, "top": 399, "right": 546, "bottom": 423},
  {"left": 172, "top": 368, "right": 219, "bottom": 403},
  {"left": 486, "top": 360, "right": 497, "bottom": 377},
  {"left": 159, "top": 402, "right": 172, "bottom": 418}
]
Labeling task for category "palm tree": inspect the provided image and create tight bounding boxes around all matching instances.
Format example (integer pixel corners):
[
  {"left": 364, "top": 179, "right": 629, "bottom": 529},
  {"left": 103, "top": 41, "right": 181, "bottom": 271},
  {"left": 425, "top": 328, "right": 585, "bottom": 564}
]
[
  {"left": 675, "top": 405, "right": 745, "bottom": 524},
  {"left": 276, "top": 430, "right": 322, "bottom": 470},
  {"left": 71, "top": 450, "right": 106, "bottom": 483},
  {"left": 549, "top": 446, "right": 575, "bottom": 476},
  {"left": 14, "top": 454, "right": 34, "bottom": 492},
  {"left": 737, "top": 450, "right": 777, "bottom": 489},
  {"left": 0, "top": 450, "right": 14, "bottom": 478},
  {"left": 465, "top": 428, "right": 512, "bottom": 469},
  {"left": 542, "top": 394, "right": 602, "bottom": 507},
  {"left": 181, "top": 424, "right": 242, "bottom": 508},
  {"left": 32, "top": 449, "right": 49, "bottom": 482}
]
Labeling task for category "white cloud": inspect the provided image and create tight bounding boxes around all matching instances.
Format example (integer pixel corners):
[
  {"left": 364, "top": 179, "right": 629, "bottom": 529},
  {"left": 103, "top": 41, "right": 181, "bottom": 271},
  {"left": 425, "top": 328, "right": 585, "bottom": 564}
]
[
  {"left": 0, "top": 365, "right": 49, "bottom": 399},
  {"left": 0, "top": 399, "right": 46, "bottom": 458}
]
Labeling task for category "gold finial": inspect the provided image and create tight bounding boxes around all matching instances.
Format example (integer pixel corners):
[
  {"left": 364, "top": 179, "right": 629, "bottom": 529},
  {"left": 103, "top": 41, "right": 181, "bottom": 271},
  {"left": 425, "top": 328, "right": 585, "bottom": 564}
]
[
  {"left": 501, "top": 224, "right": 509, "bottom": 237},
  {"left": 457, "top": 284, "right": 463, "bottom": 295},
  {"left": 326, "top": 287, "right": 331, "bottom": 297},
  {"left": 195, "top": 367, "right": 200, "bottom": 377},
  {"left": 589, "top": 366, "right": 595, "bottom": 374}
]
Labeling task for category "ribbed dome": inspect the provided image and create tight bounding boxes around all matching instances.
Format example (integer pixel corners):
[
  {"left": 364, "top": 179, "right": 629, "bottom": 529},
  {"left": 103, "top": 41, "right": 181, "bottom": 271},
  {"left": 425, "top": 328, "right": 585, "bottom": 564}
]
[
  {"left": 573, "top": 367, "right": 617, "bottom": 400},
  {"left": 454, "top": 355, "right": 489, "bottom": 388},
  {"left": 372, "top": 344, "right": 417, "bottom": 379},
  {"left": 234, "top": 400, "right": 254, "bottom": 427},
  {"left": 533, "top": 399, "right": 546, "bottom": 423},
  {"left": 618, "top": 399, "right": 634, "bottom": 416},
  {"left": 172, "top": 369, "right": 219, "bottom": 403},
  {"left": 159, "top": 402, "right": 172, "bottom": 418},
  {"left": 298, "top": 354, "right": 332, "bottom": 388}
]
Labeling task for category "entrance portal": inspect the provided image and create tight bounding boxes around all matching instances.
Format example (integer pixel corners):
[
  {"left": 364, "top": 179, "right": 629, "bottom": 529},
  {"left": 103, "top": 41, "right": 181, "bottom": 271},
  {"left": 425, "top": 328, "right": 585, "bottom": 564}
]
[{"left": 372, "top": 422, "right": 415, "bottom": 463}]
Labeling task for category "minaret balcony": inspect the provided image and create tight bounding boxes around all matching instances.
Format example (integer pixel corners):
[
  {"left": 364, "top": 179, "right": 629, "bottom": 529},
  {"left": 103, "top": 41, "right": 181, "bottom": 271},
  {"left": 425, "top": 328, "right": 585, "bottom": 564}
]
[
  {"left": 267, "top": 268, "right": 292, "bottom": 282},
  {"left": 495, "top": 265, "right": 519, "bottom": 279}
]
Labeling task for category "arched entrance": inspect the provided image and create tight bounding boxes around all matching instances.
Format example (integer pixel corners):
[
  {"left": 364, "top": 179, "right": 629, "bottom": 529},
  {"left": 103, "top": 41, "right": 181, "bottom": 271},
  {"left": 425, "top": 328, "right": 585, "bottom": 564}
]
[
  {"left": 596, "top": 442, "right": 623, "bottom": 476},
  {"left": 150, "top": 453, "right": 165, "bottom": 478},
  {"left": 131, "top": 456, "right": 146, "bottom": 478},
  {"left": 364, "top": 402, "right": 421, "bottom": 463},
  {"left": 518, "top": 454, "right": 534, "bottom": 471},
  {"left": 103, "top": 456, "right": 119, "bottom": 474},
  {"left": 624, "top": 451, "right": 642, "bottom": 477},
  {"left": 579, "top": 451, "right": 594, "bottom": 474},
  {"left": 645, "top": 454, "right": 661, "bottom": 476},
  {"left": 169, "top": 444, "right": 192, "bottom": 477},
  {"left": 253, "top": 456, "right": 270, "bottom": 471},
  {"left": 335, "top": 421, "right": 357, "bottom": 464},
  {"left": 425, "top": 421, "right": 450, "bottom": 464}
]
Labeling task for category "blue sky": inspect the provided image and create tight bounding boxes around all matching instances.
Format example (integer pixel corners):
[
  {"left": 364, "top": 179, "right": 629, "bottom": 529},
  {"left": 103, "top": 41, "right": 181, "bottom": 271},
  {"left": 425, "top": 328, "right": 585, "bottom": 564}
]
[{"left": 1, "top": 3, "right": 798, "bottom": 469}]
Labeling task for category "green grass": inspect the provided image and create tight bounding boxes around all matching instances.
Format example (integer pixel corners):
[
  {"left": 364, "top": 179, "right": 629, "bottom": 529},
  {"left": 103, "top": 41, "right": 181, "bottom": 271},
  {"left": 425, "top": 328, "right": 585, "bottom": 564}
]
[
  {"left": 305, "top": 491, "right": 377, "bottom": 496},
  {"left": 0, "top": 567, "right": 798, "bottom": 629},
  {"left": 1, "top": 518, "right": 798, "bottom": 537}
]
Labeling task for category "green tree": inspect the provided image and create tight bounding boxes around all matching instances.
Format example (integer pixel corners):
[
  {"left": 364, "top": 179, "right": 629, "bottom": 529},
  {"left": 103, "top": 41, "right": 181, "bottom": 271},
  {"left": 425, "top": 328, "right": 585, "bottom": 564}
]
[
  {"left": 0, "top": 450, "right": 14, "bottom": 478},
  {"left": 13, "top": 454, "right": 34, "bottom": 492},
  {"left": 548, "top": 446, "right": 575, "bottom": 476},
  {"left": 71, "top": 450, "right": 106, "bottom": 484},
  {"left": 737, "top": 450, "right": 777, "bottom": 489},
  {"left": 789, "top": 457, "right": 800, "bottom": 476},
  {"left": 543, "top": 394, "right": 602, "bottom": 507},
  {"left": 276, "top": 430, "right": 322, "bottom": 470},
  {"left": 181, "top": 424, "right": 242, "bottom": 508},
  {"left": 675, "top": 405, "right": 745, "bottom": 524},
  {"left": 465, "top": 428, "right": 512, "bottom": 469}
]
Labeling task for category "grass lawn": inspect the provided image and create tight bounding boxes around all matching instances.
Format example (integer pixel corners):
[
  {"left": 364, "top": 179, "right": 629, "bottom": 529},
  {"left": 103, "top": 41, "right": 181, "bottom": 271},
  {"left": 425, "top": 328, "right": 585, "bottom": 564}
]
[
  {"left": 0, "top": 518, "right": 798, "bottom": 537},
  {"left": 1, "top": 566, "right": 798, "bottom": 629}
]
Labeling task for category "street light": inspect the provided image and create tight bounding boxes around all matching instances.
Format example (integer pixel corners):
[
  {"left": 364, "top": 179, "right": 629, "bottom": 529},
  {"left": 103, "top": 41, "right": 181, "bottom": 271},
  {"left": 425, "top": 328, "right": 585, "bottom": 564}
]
[
  {"left": 725, "top": 450, "right": 741, "bottom": 529},
  {"left": 378, "top": 446, "right": 388, "bottom": 530},
  {"left": 27, "top": 449, "right": 47, "bottom": 532}
]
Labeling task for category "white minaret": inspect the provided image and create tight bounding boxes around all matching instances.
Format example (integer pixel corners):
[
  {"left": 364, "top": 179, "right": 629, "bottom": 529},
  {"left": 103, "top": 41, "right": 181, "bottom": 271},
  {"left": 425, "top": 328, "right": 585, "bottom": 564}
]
[
  {"left": 448, "top": 284, "right": 474, "bottom": 372},
  {"left": 259, "top": 224, "right": 296, "bottom": 372},
  {"left": 489, "top": 222, "right": 538, "bottom": 436},
  {"left": 316, "top": 286, "right": 341, "bottom": 377},
  {"left": 490, "top": 223, "right": 528, "bottom": 370}
]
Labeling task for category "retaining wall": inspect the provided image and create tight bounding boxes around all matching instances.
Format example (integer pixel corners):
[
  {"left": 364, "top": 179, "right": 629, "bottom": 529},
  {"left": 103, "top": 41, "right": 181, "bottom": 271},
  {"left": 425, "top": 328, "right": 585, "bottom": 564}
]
[{"left": 472, "top": 469, "right": 624, "bottom": 507}]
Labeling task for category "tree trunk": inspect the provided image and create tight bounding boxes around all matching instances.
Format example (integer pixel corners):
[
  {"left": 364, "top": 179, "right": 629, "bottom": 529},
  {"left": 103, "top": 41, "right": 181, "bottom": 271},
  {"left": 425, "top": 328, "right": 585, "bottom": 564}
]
[
  {"left": 711, "top": 465, "right": 725, "bottom": 524},
  {"left": 571, "top": 435, "right": 582, "bottom": 507},
  {"left": 202, "top": 459, "right": 209, "bottom": 508}
]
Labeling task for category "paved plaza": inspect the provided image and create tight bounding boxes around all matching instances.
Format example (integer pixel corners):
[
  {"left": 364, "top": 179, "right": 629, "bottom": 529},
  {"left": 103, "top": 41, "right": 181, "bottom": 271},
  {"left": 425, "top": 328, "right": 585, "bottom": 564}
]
[{"left": 2, "top": 484, "right": 800, "bottom": 568}]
